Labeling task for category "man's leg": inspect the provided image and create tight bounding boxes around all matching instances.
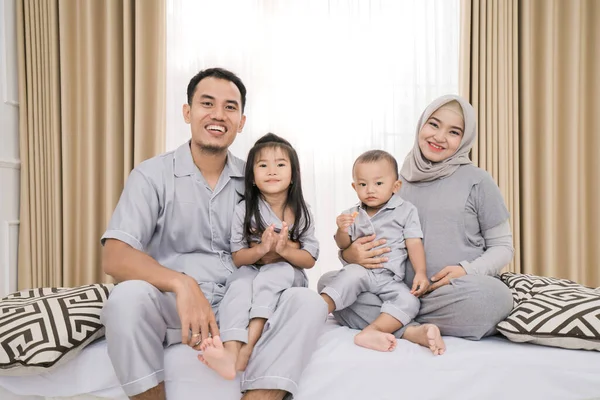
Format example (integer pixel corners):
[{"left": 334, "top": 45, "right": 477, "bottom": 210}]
[
  {"left": 101, "top": 280, "right": 182, "bottom": 399},
  {"left": 242, "top": 287, "right": 328, "bottom": 398}
]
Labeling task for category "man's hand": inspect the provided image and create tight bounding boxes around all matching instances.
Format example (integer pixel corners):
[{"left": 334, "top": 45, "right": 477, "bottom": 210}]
[
  {"left": 410, "top": 272, "right": 429, "bottom": 297},
  {"left": 427, "top": 265, "right": 467, "bottom": 293},
  {"left": 342, "top": 234, "right": 390, "bottom": 269},
  {"left": 174, "top": 274, "right": 219, "bottom": 349}
]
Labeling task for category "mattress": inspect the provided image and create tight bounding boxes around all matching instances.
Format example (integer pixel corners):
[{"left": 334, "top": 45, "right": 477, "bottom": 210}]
[{"left": 1, "top": 318, "right": 599, "bottom": 400}]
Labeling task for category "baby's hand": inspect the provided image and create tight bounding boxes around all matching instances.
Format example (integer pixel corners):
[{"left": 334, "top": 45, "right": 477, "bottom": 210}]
[
  {"left": 410, "top": 273, "right": 430, "bottom": 297},
  {"left": 336, "top": 212, "right": 358, "bottom": 232},
  {"left": 259, "top": 225, "right": 276, "bottom": 254}
]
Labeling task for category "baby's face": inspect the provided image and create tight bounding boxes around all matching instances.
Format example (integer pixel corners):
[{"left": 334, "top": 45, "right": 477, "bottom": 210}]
[{"left": 352, "top": 160, "right": 401, "bottom": 210}]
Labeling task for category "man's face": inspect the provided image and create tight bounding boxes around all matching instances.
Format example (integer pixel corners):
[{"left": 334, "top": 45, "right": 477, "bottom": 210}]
[{"left": 182, "top": 77, "right": 246, "bottom": 153}]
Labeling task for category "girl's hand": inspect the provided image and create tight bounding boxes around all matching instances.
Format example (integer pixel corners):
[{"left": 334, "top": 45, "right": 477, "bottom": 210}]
[
  {"left": 410, "top": 273, "right": 429, "bottom": 297},
  {"left": 427, "top": 265, "right": 466, "bottom": 293},
  {"left": 275, "top": 222, "right": 289, "bottom": 255},
  {"left": 259, "top": 225, "right": 276, "bottom": 254}
]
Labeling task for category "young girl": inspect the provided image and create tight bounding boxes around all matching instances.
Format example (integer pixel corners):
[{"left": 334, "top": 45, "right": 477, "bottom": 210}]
[{"left": 199, "top": 133, "right": 319, "bottom": 380}]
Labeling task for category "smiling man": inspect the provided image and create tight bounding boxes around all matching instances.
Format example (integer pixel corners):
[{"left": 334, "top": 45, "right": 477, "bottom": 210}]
[{"left": 100, "top": 68, "right": 327, "bottom": 400}]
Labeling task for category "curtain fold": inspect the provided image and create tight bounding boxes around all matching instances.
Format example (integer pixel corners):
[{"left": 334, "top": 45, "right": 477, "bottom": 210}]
[
  {"left": 520, "top": 0, "right": 599, "bottom": 287},
  {"left": 459, "top": 0, "right": 520, "bottom": 274},
  {"left": 17, "top": 0, "right": 166, "bottom": 289}
]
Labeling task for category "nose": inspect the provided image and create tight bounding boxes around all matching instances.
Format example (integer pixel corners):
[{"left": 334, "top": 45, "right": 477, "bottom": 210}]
[
  {"left": 211, "top": 107, "right": 225, "bottom": 120},
  {"left": 366, "top": 184, "right": 375, "bottom": 193},
  {"left": 433, "top": 129, "right": 445, "bottom": 142}
]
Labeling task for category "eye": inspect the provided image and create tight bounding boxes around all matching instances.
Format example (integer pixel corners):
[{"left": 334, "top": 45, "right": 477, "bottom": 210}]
[
  {"left": 201, "top": 101, "right": 213, "bottom": 107},
  {"left": 428, "top": 121, "right": 439, "bottom": 128},
  {"left": 450, "top": 130, "right": 462, "bottom": 136},
  {"left": 226, "top": 105, "right": 238, "bottom": 111},
  {"left": 359, "top": 183, "right": 366, "bottom": 187},
  {"left": 376, "top": 182, "right": 383, "bottom": 186},
  {"left": 277, "top": 162, "right": 287, "bottom": 167},
  {"left": 257, "top": 163, "right": 267, "bottom": 168}
]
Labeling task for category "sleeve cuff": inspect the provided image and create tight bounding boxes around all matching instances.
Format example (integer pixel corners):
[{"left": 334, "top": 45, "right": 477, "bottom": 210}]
[
  {"left": 101, "top": 230, "right": 144, "bottom": 252},
  {"left": 459, "top": 260, "right": 476, "bottom": 275}
]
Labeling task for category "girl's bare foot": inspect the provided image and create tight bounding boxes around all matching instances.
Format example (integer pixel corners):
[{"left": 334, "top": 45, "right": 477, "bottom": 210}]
[
  {"left": 354, "top": 329, "right": 397, "bottom": 352},
  {"left": 235, "top": 343, "right": 254, "bottom": 371},
  {"left": 197, "top": 336, "right": 237, "bottom": 380},
  {"left": 404, "top": 324, "right": 446, "bottom": 355}
]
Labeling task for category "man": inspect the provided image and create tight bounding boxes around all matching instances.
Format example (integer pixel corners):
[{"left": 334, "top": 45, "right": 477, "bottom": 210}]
[{"left": 101, "top": 68, "right": 327, "bottom": 400}]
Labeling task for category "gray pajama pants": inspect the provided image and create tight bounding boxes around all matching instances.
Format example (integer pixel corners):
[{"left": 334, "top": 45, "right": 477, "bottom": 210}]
[
  {"left": 219, "top": 262, "right": 308, "bottom": 343},
  {"left": 101, "top": 278, "right": 326, "bottom": 397},
  {"left": 319, "top": 264, "right": 419, "bottom": 326},
  {"left": 318, "top": 272, "right": 514, "bottom": 340}
]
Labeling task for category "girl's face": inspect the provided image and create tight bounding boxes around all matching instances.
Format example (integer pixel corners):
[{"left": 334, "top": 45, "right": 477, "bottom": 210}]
[
  {"left": 418, "top": 106, "right": 465, "bottom": 163},
  {"left": 253, "top": 146, "right": 293, "bottom": 197}
]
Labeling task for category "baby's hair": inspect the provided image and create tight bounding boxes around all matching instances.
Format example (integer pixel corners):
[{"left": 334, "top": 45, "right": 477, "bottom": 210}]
[
  {"left": 353, "top": 150, "right": 399, "bottom": 180},
  {"left": 242, "top": 133, "right": 311, "bottom": 243}
]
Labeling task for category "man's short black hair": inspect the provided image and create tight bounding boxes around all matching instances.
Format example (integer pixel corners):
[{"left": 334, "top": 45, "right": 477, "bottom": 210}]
[{"left": 186, "top": 67, "right": 247, "bottom": 112}]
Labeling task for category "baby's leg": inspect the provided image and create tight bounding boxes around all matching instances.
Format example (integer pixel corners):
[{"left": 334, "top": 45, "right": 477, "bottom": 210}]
[
  {"left": 236, "top": 317, "right": 266, "bottom": 372},
  {"left": 319, "top": 264, "right": 371, "bottom": 313},
  {"left": 379, "top": 276, "right": 445, "bottom": 355}
]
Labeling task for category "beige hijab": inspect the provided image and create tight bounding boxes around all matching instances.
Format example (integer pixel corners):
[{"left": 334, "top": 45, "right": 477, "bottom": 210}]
[{"left": 400, "top": 94, "right": 477, "bottom": 183}]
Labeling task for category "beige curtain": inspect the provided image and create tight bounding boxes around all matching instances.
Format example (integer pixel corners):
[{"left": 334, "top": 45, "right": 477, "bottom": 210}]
[
  {"left": 459, "top": 0, "right": 521, "bottom": 274},
  {"left": 17, "top": 0, "right": 165, "bottom": 289},
  {"left": 520, "top": 0, "right": 599, "bottom": 287}
]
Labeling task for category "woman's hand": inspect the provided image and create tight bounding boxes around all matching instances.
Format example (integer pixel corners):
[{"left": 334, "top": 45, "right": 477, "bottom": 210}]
[
  {"left": 342, "top": 234, "right": 390, "bottom": 269},
  {"left": 427, "top": 265, "right": 467, "bottom": 293},
  {"left": 410, "top": 272, "right": 429, "bottom": 297}
]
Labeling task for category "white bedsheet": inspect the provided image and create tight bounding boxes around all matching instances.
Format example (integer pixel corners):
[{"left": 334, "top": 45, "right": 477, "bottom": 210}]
[{"left": 1, "top": 319, "right": 599, "bottom": 400}]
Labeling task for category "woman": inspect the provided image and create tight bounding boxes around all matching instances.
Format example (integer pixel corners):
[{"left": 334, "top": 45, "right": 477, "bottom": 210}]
[{"left": 318, "top": 94, "right": 514, "bottom": 347}]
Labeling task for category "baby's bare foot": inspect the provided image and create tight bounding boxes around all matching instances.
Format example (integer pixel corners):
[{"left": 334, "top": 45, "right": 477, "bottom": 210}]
[
  {"left": 235, "top": 343, "right": 254, "bottom": 371},
  {"left": 424, "top": 324, "right": 446, "bottom": 355},
  {"left": 354, "top": 329, "right": 397, "bottom": 352},
  {"left": 198, "top": 336, "right": 237, "bottom": 380}
]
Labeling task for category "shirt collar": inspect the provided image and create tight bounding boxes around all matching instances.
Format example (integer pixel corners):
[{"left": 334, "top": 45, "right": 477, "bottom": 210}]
[{"left": 174, "top": 141, "right": 244, "bottom": 178}]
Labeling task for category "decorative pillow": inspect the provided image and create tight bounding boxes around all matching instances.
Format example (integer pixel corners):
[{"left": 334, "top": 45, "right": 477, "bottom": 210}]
[
  {"left": 497, "top": 273, "right": 600, "bottom": 351},
  {"left": 0, "top": 283, "right": 114, "bottom": 375}
]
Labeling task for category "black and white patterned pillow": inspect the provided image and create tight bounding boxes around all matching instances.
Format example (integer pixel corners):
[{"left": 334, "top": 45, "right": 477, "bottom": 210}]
[
  {"left": 497, "top": 273, "right": 600, "bottom": 351},
  {"left": 0, "top": 283, "right": 114, "bottom": 375}
]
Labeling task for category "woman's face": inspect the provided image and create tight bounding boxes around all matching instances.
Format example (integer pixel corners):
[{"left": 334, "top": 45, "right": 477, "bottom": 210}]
[{"left": 418, "top": 106, "right": 465, "bottom": 163}]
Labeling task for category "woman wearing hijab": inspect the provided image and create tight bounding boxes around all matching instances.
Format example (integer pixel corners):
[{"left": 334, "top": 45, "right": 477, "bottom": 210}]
[{"left": 318, "top": 94, "right": 514, "bottom": 347}]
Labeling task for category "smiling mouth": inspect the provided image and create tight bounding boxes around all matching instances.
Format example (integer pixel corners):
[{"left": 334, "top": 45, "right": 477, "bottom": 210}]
[
  {"left": 206, "top": 124, "right": 227, "bottom": 134},
  {"left": 427, "top": 142, "right": 444, "bottom": 151}
]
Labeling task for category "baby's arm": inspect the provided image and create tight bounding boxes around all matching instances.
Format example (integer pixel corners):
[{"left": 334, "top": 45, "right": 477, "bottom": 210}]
[
  {"left": 406, "top": 238, "right": 429, "bottom": 296},
  {"left": 335, "top": 211, "right": 357, "bottom": 249}
]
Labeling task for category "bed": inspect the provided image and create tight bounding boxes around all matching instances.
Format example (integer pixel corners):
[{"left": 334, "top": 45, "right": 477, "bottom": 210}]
[{"left": 1, "top": 317, "right": 599, "bottom": 400}]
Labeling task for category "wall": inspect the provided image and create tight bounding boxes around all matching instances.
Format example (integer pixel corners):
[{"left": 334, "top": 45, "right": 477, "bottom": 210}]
[{"left": 0, "top": 0, "right": 20, "bottom": 298}]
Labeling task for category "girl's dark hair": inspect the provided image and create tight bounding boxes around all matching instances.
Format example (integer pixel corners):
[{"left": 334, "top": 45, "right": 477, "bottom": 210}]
[{"left": 243, "top": 133, "right": 311, "bottom": 244}]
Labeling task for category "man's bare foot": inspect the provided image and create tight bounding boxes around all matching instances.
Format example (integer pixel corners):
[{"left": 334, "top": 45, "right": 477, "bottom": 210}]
[
  {"left": 354, "top": 329, "right": 397, "bottom": 352},
  {"left": 236, "top": 343, "right": 254, "bottom": 371},
  {"left": 404, "top": 324, "right": 446, "bottom": 355},
  {"left": 198, "top": 336, "right": 237, "bottom": 380}
]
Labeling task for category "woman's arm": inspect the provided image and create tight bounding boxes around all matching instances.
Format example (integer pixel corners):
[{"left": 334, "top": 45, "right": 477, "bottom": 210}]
[
  {"left": 340, "top": 235, "right": 391, "bottom": 268},
  {"left": 459, "top": 220, "right": 514, "bottom": 276}
]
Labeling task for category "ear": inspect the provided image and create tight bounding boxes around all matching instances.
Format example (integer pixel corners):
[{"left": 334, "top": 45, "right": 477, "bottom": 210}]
[
  {"left": 392, "top": 180, "right": 402, "bottom": 193},
  {"left": 351, "top": 182, "right": 357, "bottom": 192},
  {"left": 238, "top": 114, "right": 247, "bottom": 133},
  {"left": 183, "top": 103, "right": 191, "bottom": 124}
]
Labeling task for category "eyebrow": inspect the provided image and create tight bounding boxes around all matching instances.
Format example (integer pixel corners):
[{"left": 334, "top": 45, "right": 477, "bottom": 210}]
[
  {"left": 430, "top": 116, "right": 464, "bottom": 133},
  {"left": 255, "top": 158, "right": 289, "bottom": 163},
  {"left": 198, "top": 94, "right": 240, "bottom": 107}
]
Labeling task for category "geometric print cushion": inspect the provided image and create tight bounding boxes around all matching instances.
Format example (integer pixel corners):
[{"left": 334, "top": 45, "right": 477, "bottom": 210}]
[
  {"left": 0, "top": 283, "right": 114, "bottom": 376},
  {"left": 497, "top": 274, "right": 600, "bottom": 351},
  {"left": 499, "top": 272, "right": 588, "bottom": 307}
]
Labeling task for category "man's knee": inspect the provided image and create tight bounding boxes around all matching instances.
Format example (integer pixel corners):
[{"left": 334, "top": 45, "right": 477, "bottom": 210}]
[{"left": 101, "top": 280, "right": 159, "bottom": 329}]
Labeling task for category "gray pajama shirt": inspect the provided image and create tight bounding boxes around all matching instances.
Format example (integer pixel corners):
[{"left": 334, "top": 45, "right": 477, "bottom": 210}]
[
  {"left": 318, "top": 164, "right": 514, "bottom": 340},
  {"left": 320, "top": 194, "right": 423, "bottom": 325},
  {"left": 219, "top": 199, "right": 319, "bottom": 343},
  {"left": 100, "top": 142, "right": 327, "bottom": 397}
]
